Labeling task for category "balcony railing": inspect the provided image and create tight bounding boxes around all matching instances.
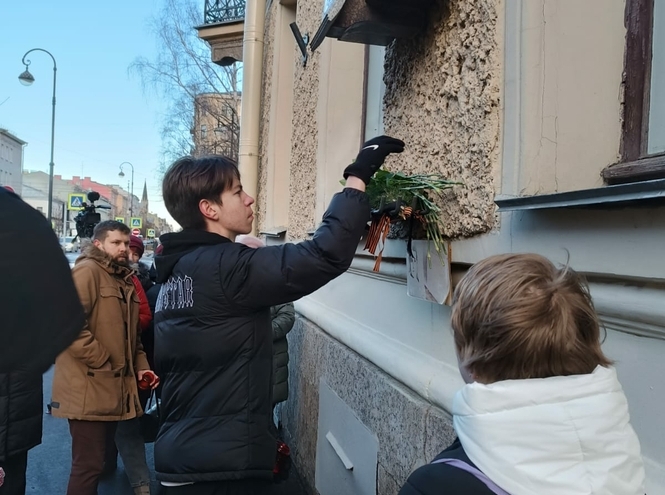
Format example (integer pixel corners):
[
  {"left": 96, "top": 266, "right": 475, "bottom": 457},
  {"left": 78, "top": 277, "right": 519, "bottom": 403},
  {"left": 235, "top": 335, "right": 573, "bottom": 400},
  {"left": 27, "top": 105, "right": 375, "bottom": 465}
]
[{"left": 204, "top": 0, "right": 246, "bottom": 24}]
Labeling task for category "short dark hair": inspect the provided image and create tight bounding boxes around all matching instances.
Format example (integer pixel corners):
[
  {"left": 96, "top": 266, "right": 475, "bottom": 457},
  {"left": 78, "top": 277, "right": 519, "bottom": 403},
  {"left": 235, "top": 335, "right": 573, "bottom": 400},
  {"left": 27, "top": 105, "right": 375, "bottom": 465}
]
[
  {"left": 162, "top": 155, "right": 240, "bottom": 229},
  {"left": 93, "top": 220, "right": 131, "bottom": 241}
]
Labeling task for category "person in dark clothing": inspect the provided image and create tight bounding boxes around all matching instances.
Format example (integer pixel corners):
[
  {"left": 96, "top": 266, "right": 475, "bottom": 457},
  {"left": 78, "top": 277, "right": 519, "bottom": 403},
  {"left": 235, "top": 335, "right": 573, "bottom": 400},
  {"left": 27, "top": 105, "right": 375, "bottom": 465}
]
[
  {"left": 234, "top": 236, "right": 296, "bottom": 409},
  {"left": 0, "top": 187, "right": 85, "bottom": 494},
  {"left": 269, "top": 303, "right": 295, "bottom": 407},
  {"left": 399, "top": 439, "right": 497, "bottom": 495},
  {"left": 143, "top": 244, "right": 164, "bottom": 372},
  {"left": 129, "top": 235, "right": 153, "bottom": 293},
  {"left": 153, "top": 136, "right": 404, "bottom": 494}
]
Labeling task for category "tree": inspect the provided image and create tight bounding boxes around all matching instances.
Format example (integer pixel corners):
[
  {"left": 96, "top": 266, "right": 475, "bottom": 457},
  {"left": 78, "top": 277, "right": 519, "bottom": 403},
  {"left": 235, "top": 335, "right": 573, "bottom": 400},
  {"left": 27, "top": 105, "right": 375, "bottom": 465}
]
[{"left": 130, "top": 0, "right": 242, "bottom": 168}]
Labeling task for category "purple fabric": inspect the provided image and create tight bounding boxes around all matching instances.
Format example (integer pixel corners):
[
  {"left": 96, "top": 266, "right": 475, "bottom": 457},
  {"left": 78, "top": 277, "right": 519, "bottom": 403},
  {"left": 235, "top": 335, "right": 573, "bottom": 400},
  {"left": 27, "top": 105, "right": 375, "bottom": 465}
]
[{"left": 431, "top": 458, "right": 510, "bottom": 495}]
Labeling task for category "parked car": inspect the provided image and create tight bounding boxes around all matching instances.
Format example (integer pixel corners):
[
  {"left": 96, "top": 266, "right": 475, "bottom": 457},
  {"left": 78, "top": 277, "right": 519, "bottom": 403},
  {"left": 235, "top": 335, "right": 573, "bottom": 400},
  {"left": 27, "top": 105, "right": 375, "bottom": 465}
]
[{"left": 60, "top": 236, "right": 79, "bottom": 253}]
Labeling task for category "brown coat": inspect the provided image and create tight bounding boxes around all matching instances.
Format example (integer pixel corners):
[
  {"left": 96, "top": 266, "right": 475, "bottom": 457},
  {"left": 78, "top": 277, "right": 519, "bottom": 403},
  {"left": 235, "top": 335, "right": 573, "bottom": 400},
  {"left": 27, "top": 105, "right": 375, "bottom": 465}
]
[{"left": 51, "top": 244, "right": 150, "bottom": 421}]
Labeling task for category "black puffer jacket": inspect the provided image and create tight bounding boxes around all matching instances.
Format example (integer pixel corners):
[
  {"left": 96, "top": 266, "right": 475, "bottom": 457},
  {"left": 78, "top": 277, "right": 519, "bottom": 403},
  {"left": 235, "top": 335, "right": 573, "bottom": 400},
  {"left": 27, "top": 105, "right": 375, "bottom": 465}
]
[
  {"left": 0, "top": 371, "right": 43, "bottom": 462},
  {"left": 0, "top": 188, "right": 84, "bottom": 375},
  {"left": 153, "top": 188, "right": 369, "bottom": 483},
  {"left": 0, "top": 188, "right": 84, "bottom": 463}
]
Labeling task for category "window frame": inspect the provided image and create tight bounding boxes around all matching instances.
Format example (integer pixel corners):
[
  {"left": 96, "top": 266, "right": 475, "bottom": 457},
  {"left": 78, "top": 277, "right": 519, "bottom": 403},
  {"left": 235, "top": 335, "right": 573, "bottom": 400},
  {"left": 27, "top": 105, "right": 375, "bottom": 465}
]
[{"left": 603, "top": 0, "right": 665, "bottom": 184}]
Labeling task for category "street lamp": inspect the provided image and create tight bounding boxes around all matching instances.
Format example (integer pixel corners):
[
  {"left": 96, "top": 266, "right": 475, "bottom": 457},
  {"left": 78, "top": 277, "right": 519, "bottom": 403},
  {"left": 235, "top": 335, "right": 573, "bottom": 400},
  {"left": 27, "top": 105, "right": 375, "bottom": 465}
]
[
  {"left": 118, "top": 162, "right": 135, "bottom": 219},
  {"left": 19, "top": 48, "right": 57, "bottom": 225}
]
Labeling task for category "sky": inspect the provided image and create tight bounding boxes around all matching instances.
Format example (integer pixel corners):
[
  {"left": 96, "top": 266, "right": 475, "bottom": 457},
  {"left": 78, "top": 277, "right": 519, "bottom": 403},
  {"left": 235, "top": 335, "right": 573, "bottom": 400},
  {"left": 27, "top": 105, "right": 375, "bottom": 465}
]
[{"left": 0, "top": 0, "right": 179, "bottom": 227}]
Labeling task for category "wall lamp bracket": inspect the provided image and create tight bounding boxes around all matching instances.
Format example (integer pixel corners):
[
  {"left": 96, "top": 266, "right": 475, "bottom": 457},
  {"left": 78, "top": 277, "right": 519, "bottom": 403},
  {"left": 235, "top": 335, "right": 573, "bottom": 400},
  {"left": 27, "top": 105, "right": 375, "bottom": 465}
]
[{"left": 290, "top": 22, "right": 309, "bottom": 66}]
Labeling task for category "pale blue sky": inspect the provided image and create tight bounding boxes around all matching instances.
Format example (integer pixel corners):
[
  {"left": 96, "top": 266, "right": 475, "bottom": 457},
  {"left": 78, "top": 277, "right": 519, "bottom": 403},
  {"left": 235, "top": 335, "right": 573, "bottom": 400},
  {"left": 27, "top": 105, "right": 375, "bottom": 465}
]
[{"left": 0, "top": 0, "right": 180, "bottom": 224}]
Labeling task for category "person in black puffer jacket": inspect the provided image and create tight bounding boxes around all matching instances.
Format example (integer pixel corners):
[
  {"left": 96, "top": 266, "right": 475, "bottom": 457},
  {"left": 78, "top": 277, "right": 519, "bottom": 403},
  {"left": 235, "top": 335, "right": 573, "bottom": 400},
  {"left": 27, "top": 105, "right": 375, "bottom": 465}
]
[
  {"left": 154, "top": 137, "right": 404, "bottom": 494},
  {"left": 0, "top": 187, "right": 85, "bottom": 494},
  {"left": 0, "top": 370, "right": 43, "bottom": 495}
]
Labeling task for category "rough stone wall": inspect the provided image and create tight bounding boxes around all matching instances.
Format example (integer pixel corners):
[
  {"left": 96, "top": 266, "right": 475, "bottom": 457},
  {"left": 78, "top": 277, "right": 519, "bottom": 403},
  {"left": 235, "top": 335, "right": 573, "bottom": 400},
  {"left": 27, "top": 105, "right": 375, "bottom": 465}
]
[
  {"left": 282, "top": 317, "right": 457, "bottom": 495},
  {"left": 287, "top": 0, "right": 325, "bottom": 240},
  {"left": 383, "top": 0, "right": 502, "bottom": 238},
  {"left": 256, "top": 3, "right": 279, "bottom": 233}
]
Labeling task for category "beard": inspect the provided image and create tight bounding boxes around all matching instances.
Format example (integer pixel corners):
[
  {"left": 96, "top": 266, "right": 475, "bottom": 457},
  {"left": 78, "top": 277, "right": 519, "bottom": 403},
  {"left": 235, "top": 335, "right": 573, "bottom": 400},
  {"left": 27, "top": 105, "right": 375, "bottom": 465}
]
[{"left": 112, "top": 254, "right": 130, "bottom": 267}]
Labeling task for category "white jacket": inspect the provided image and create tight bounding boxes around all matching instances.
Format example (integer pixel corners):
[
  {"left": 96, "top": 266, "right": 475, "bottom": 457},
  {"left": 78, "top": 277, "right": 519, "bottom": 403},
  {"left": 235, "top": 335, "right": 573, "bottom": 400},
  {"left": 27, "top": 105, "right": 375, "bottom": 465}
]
[{"left": 453, "top": 366, "right": 646, "bottom": 495}]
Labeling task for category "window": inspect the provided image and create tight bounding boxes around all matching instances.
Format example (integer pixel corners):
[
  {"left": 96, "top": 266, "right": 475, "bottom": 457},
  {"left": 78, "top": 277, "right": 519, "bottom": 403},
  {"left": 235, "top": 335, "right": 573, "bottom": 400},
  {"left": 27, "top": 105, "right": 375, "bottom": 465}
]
[
  {"left": 200, "top": 124, "right": 208, "bottom": 140},
  {"left": 649, "top": 0, "right": 665, "bottom": 154},
  {"left": 603, "top": 0, "right": 665, "bottom": 184}
]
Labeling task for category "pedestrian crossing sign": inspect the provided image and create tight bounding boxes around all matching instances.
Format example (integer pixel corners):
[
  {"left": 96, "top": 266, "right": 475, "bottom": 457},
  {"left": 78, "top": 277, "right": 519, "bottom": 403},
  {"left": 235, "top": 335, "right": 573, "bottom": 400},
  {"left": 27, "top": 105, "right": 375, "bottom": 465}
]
[
  {"left": 67, "top": 193, "right": 86, "bottom": 211},
  {"left": 147, "top": 229, "right": 156, "bottom": 238},
  {"left": 130, "top": 217, "right": 143, "bottom": 228},
  {"left": 115, "top": 217, "right": 125, "bottom": 224}
]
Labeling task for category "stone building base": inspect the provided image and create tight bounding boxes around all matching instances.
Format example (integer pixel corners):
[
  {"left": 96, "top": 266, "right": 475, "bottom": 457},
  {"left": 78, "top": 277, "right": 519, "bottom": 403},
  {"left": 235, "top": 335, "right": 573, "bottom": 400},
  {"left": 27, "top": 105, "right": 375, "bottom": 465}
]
[{"left": 280, "top": 316, "right": 457, "bottom": 495}]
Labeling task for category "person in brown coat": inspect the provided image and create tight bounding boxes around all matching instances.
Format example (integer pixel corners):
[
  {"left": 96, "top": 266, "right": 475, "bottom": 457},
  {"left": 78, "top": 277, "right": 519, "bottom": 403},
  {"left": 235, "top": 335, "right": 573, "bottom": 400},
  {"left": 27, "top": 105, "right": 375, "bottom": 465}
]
[{"left": 50, "top": 220, "right": 159, "bottom": 495}]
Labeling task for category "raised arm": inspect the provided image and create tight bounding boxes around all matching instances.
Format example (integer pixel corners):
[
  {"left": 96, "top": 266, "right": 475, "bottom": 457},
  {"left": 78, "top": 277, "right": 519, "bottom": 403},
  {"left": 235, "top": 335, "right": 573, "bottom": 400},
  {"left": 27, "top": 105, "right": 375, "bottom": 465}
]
[{"left": 223, "top": 136, "right": 405, "bottom": 310}]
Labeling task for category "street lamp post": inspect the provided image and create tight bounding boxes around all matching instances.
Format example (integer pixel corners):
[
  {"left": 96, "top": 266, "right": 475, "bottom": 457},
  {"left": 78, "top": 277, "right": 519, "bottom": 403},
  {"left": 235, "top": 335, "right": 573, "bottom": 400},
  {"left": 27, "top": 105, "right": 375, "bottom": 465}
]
[
  {"left": 19, "top": 48, "right": 57, "bottom": 225},
  {"left": 118, "top": 162, "right": 135, "bottom": 219}
]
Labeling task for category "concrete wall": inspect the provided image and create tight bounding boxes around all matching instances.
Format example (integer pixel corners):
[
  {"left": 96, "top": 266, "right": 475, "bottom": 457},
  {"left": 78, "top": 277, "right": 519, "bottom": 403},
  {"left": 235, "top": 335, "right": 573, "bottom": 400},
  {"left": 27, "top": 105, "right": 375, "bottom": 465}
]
[
  {"left": 383, "top": 0, "right": 502, "bottom": 238},
  {"left": 282, "top": 318, "right": 457, "bottom": 495},
  {"left": 257, "top": 0, "right": 665, "bottom": 493},
  {"left": 259, "top": 1, "right": 297, "bottom": 232},
  {"left": 514, "top": 0, "right": 626, "bottom": 195}
]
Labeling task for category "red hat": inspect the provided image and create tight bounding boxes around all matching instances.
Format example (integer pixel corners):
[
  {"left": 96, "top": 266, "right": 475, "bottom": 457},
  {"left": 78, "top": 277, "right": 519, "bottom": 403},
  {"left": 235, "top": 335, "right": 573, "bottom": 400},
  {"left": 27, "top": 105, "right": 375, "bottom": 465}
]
[
  {"left": 155, "top": 244, "right": 164, "bottom": 255},
  {"left": 129, "top": 235, "right": 144, "bottom": 258},
  {"left": 3, "top": 186, "right": 15, "bottom": 193}
]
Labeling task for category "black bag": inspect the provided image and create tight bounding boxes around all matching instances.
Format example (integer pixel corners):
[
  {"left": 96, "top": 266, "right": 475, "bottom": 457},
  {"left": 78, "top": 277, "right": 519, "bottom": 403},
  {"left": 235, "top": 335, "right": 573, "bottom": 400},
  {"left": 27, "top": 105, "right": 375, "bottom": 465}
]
[{"left": 139, "top": 390, "right": 160, "bottom": 443}]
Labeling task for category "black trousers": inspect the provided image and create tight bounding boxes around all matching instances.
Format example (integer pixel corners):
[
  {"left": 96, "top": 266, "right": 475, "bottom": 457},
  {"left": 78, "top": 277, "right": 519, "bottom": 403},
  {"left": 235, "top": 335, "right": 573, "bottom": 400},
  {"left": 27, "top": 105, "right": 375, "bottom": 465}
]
[
  {"left": 158, "top": 479, "right": 274, "bottom": 495},
  {"left": 0, "top": 451, "right": 28, "bottom": 495}
]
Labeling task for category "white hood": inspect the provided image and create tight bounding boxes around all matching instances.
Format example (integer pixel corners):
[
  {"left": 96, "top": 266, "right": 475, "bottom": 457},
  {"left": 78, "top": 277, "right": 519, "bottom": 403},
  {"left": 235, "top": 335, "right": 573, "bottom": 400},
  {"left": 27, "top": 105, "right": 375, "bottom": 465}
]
[{"left": 453, "top": 366, "right": 645, "bottom": 495}]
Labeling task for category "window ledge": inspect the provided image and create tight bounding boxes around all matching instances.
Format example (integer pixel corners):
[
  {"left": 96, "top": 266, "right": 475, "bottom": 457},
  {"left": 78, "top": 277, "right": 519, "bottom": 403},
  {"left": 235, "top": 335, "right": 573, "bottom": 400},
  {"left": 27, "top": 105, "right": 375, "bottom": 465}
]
[
  {"left": 259, "top": 226, "right": 287, "bottom": 238},
  {"left": 495, "top": 178, "right": 665, "bottom": 212},
  {"left": 602, "top": 154, "right": 665, "bottom": 184}
]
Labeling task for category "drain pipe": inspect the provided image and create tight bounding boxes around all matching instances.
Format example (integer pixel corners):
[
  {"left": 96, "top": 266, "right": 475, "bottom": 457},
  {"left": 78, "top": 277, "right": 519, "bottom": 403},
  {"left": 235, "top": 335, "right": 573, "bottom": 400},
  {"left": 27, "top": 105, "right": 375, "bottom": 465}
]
[{"left": 238, "top": 0, "right": 267, "bottom": 234}]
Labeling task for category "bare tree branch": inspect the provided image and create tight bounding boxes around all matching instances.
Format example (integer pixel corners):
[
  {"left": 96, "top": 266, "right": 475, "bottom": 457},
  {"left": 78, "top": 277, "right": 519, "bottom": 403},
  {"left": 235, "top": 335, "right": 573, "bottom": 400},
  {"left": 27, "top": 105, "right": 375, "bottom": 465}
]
[{"left": 129, "top": 0, "right": 242, "bottom": 169}]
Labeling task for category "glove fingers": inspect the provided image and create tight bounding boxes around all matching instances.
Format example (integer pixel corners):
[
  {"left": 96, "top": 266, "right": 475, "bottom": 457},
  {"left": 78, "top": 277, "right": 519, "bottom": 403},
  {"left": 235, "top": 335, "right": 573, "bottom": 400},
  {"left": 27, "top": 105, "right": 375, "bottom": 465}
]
[
  {"left": 368, "top": 136, "right": 405, "bottom": 147},
  {"left": 384, "top": 143, "right": 405, "bottom": 153},
  {"left": 383, "top": 137, "right": 406, "bottom": 149}
]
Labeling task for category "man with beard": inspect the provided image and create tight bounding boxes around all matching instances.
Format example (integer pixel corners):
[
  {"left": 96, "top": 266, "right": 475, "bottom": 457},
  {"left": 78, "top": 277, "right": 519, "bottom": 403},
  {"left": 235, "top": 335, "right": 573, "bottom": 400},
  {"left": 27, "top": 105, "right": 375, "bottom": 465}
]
[{"left": 51, "top": 220, "right": 159, "bottom": 495}]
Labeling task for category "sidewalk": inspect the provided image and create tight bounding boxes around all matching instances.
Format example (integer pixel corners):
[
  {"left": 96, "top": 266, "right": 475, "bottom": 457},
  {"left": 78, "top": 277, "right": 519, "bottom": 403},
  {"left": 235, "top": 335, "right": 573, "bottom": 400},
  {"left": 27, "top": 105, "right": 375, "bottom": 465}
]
[{"left": 26, "top": 368, "right": 309, "bottom": 494}]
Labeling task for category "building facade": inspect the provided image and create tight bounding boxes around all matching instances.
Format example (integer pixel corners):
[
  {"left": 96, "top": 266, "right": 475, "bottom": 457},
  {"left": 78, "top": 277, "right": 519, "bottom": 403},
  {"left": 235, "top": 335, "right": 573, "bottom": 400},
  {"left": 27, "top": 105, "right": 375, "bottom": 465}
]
[
  {"left": 0, "top": 129, "right": 26, "bottom": 193},
  {"left": 21, "top": 184, "right": 66, "bottom": 234},
  {"left": 201, "top": 0, "right": 665, "bottom": 493},
  {"left": 193, "top": 92, "right": 242, "bottom": 160}
]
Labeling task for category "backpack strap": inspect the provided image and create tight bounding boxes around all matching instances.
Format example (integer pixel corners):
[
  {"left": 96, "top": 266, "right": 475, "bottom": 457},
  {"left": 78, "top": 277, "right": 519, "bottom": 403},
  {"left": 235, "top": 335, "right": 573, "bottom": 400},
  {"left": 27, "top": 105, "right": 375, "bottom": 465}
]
[{"left": 431, "top": 458, "right": 510, "bottom": 495}]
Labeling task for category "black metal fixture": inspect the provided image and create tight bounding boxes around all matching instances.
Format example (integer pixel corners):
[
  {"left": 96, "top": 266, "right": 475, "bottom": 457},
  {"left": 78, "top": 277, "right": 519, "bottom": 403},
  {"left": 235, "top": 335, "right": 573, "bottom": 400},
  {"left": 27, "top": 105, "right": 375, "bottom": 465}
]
[
  {"left": 18, "top": 48, "right": 57, "bottom": 226},
  {"left": 290, "top": 22, "right": 309, "bottom": 66},
  {"left": 204, "top": 0, "right": 246, "bottom": 25},
  {"left": 310, "top": 0, "right": 438, "bottom": 52}
]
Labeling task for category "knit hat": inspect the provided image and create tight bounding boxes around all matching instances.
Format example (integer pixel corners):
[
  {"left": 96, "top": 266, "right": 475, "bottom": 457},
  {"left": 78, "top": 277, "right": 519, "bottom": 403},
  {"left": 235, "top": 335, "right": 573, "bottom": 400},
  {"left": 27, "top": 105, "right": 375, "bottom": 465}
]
[{"left": 129, "top": 235, "right": 144, "bottom": 258}]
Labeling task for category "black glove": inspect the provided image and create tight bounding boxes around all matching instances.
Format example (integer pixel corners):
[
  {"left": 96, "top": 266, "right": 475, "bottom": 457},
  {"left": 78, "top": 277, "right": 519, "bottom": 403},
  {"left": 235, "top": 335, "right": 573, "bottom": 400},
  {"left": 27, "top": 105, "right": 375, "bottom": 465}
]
[
  {"left": 372, "top": 199, "right": 406, "bottom": 219},
  {"left": 343, "top": 135, "right": 405, "bottom": 185}
]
